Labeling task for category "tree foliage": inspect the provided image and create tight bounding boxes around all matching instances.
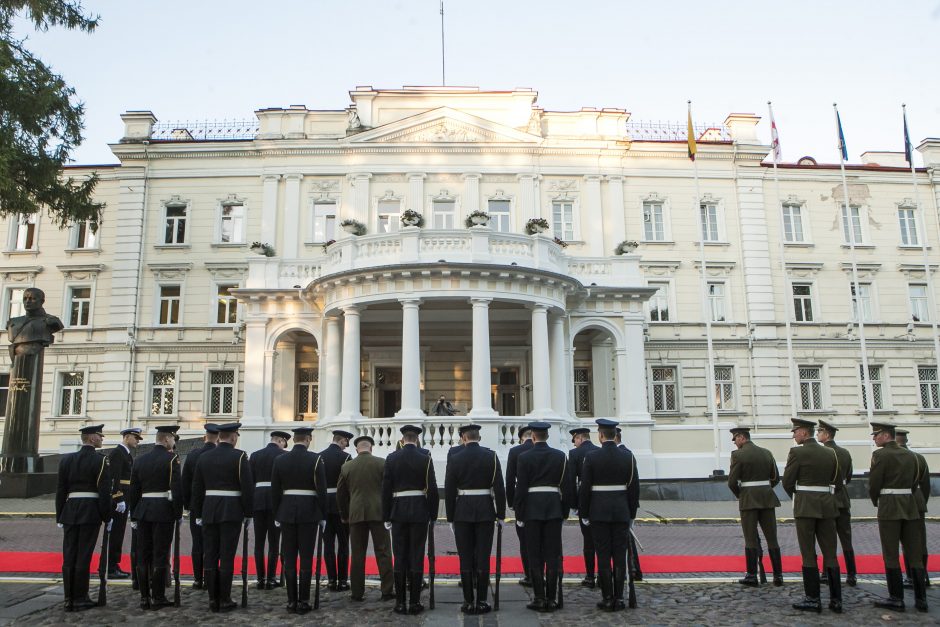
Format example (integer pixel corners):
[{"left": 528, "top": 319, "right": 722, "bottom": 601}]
[{"left": 0, "top": 0, "right": 103, "bottom": 229}]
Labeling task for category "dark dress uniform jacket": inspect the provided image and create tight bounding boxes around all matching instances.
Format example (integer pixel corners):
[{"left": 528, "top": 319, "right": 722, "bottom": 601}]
[
  {"left": 55, "top": 445, "right": 112, "bottom": 524},
  {"left": 319, "top": 443, "right": 352, "bottom": 515},
  {"left": 271, "top": 444, "right": 328, "bottom": 524},
  {"left": 381, "top": 444, "right": 440, "bottom": 523},
  {"left": 191, "top": 442, "right": 253, "bottom": 523},
  {"left": 127, "top": 446, "right": 183, "bottom": 521},
  {"left": 337, "top": 452, "right": 385, "bottom": 524},
  {"left": 824, "top": 440, "right": 853, "bottom": 510},
  {"left": 579, "top": 441, "right": 639, "bottom": 521},
  {"left": 869, "top": 441, "right": 921, "bottom": 520},
  {"left": 570, "top": 440, "right": 598, "bottom": 485},
  {"left": 182, "top": 441, "right": 215, "bottom": 511},
  {"left": 249, "top": 443, "right": 286, "bottom": 511},
  {"left": 727, "top": 441, "right": 781, "bottom": 511},
  {"left": 444, "top": 442, "right": 507, "bottom": 522},
  {"left": 505, "top": 439, "right": 533, "bottom": 507},
  {"left": 108, "top": 445, "right": 133, "bottom": 506},
  {"left": 513, "top": 442, "right": 576, "bottom": 521},
  {"left": 782, "top": 438, "right": 839, "bottom": 519}
]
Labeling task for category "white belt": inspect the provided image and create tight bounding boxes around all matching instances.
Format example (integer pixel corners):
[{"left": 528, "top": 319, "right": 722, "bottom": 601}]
[
  {"left": 142, "top": 491, "right": 172, "bottom": 500},
  {"left": 206, "top": 490, "right": 241, "bottom": 497},
  {"left": 881, "top": 488, "right": 914, "bottom": 495},
  {"left": 591, "top": 485, "right": 627, "bottom": 492},
  {"left": 739, "top": 481, "right": 770, "bottom": 488},
  {"left": 795, "top": 484, "right": 834, "bottom": 494},
  {"left": 529, "top": 486, "right": 560, "bottom": 494},
  {"left": 458, "top": 489, "right": 493, "bottom": 496},
  {"left": 67, "top": 492, "right": 98, "bottom": 499},
  {"left": 255, "top": 482, "right": 271, "bottom": 488},
  {"left": 283, "top": 489, "right": 317, "bottom": 496},
  {"left": 393, "top": 490, "right": 426, "bottom": 498},
  {"left": 327, "top": 488, "right": 338, "bottom": 494}
]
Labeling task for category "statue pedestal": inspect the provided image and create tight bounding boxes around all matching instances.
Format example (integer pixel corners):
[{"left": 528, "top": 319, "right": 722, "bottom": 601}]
[{"left": 0, "top": 471, "right": 57, "bottom": 497}]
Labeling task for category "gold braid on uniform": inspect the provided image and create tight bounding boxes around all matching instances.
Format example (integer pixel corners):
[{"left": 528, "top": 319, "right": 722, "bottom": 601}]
[
  {"left": 627, "top": 455, "right": 636, "bottom": 489},
  {"left": 828, "top": 448, "right": 840, "bottom": 485},
  {"left": 424, "top": 458, "right": 432, "bottom": 494},
  {"left": 558, "top": 457, "right": 567, "bottom": 488},
  {"left": 491, "top": 453, "right": 498, "bottom": 487},
  {"left": 238, "top": 451, "right": 246, "bottom": 481},
  {"left": 96, "top": 457, "right": 108, "bottom": 487}
]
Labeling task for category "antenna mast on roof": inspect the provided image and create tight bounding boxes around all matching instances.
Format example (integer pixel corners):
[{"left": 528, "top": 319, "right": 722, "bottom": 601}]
[{"left": 440, "top": 1, "right": 446, "bottom": 85}]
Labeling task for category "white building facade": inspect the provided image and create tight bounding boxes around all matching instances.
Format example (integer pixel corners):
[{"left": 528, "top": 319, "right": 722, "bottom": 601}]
[{"left": 2, "top": 86, "right": 939, "bottom": 478}]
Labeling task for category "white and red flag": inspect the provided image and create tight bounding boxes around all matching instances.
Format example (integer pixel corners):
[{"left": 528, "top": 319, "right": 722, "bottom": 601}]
[{"left": 768, "top": 102, "right": 782, "bottom": 163}]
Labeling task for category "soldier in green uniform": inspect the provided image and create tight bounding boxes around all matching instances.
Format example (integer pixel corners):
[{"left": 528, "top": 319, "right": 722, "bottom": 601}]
[
  {"left": 782, "top": 418, "right": 841, "bottom": 613},
  {"left": 727, "top": 426, "right": 782, "bottom": 586},
  {"left": 896, "top": 428, "right": 930, "bottom": 589},
  {"left": 870, "top": 422, "right": 927, "bottom": 612},
  {"left": 815, "top": 420, "right": 856, "bottom": 586}
]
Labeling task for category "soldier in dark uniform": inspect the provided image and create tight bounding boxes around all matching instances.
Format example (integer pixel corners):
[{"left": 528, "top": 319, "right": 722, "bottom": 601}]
[
  {"left": 381, "top": 425, "right": 439, "bottom": 615},
  {"left": 319, "top": 429, "right": 353, "bottom": 591},
  {"left": 127, "top": 425, "right": 183, "bottom": 610},
  {"left": 514, "top": 421, "right": 576, "bottom": 613},
  {"left": 444, "top": 423, "right": 507, "bottom": 614},
  {"left": 107, "top": 427, "right": 141, "bottom": 579},
  {"left": 782, "top": 418, "right": 841, "bottom": 613},
  {"left": 579, "top": 419, "right": 639, "bottom": 611},
  {"left": 55, "top": 424, "right": 112, "bottom": 612},
  {"left": 727, "top": 425, "right": 782, "bottom": 587},
  {"left": 816, "top": 420, "right": 856, "bottom": 586},
  {"left": 249, "top": 430, "right": 289, "bottom": 589},
  {"left": 569, "top": 426, "right": 599, "bottom": 588},
  {"left": 615, "top": 427, "right": 642, "bottom": 581},
  {"left": 271, "top": 426, "right": 328, "bottom": 614},
  {"left": 896, "top": 428, "right": 930, "bottom": 590},
  {"left": 191, "top": 422, "right": 253, "bottom": 613},
  {"left": 181, "top": 422, "right": 219, "bottom": 589},
  {"left": 870, "top": 422, "right": 927, "bottom": 612},
  {"left": 506, "top": 424, "right": 534, "bottom": 586}
]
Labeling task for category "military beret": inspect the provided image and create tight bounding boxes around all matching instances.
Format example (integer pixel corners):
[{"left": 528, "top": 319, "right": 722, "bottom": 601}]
[
  {"left": 400, "top": 424, "right": 423, "bottom": 436},
  {"left": 458, "top": 424, "right": 482, "bottom": 436},
  {"left": 217, "top": 422, "right": 242, "bottom": 433},
  {"left": 292, "top": 426, "right": 314, "bottom": 436},
  {"left": 595, "top": 418, "right": 619, "bottom": 428},
  {"left": 354, "top": 435, "right": 374, "bottom": 447},
  {"left": 790, "top": 418, "right": 816, "bottom": 432},
  {"left": 817, "top": 419, "right": 838, "bottom": 434},
  {"left": 155, "top": 425, "right": 180, "bottom": 434},
  {"left": 270, "top": 430, "right": 292, "bottom": 440},
  {"left": 332, "top": 430, "right": 354, "bottom": 440},
  {"left": 870, "top": 421, "right": 896, "bottom": 436},
  {"left": 79, "top": 424, "right": 104, "bottom": 435}
]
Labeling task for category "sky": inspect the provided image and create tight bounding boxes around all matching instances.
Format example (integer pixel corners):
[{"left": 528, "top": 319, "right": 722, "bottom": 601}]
[{"left": 12, "top": 0, "right": 940, "bottom": 166}]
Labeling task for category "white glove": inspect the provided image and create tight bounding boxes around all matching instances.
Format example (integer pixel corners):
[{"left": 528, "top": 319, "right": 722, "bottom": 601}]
[
  {"left": 448, "top": 522, "right": 454, "bottom": 533},
  {"left": 384, "top": 521, "right": 392, "bottom": 530},
  {"left": 131, "top": 521, "right": 138, "bottom": 530},
  {"left": 57, "top": 523, "right": 64, "bottom": 529},
  {"left": 581, "top": 519, "right": 590, "bottom": 527},
  {"left": 195, "top": 518, "right": 202, "bottom": 527},
  {"left": 107, "top": 520, "right": 113, "bottom": 532},
  {"left": 318, "top": 520, "right": 327, "bottom": 531},
  {"left": 274, "top": 521, "right": 281, "bottom": 528},
  {"left": 516, "top": 520, "right": 525, "bottom": 528},
  {"left": 496, "top": 519, "right": 505, "bottom": 528},
  {"left": 115, "top": 502, "right": 126, "bottom": 514},
  {"left": 244, "top": 518, "right": 252, "bottom": 528}
]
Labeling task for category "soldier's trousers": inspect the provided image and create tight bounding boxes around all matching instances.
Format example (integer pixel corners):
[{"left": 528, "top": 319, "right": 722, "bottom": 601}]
[
  {"left": 835, "top": 507, "right": 854, "bottom": 553},
  {"left": 591, "top": 521, "right": 628, "bottom": 575},
  {"left": 189, "top": 516, "right": 204, "bottom": 579},
  {"left": 203, "top": 520, "right": 242, "bottom": 598},
  {"left": 323, "top": 513, "right": 349, "bottom": 580},
  {"left": 252, "top": 509, "right": 279, "bottom": 580},
  {"left": 454, "top": 520, "right": 494, "bottom": 574},
  {"left": 280, "top": 523, "right": 315, "bottom": 581},
  {"left": 740, "top": 508, "right": 779, "bottom": 549},
  {"left": 62, "top": 523, "right": 100, "bottom": 600},
  {"left": 579, "top": 517, "right": 596, "bottom": 575},
  {"left": 795, "top": 516, "right": 838, "bottom": 568},
  {"left": 108, "top": 507, "right": 128, "bottom": 571},
  {"left": 524, "top": 519, "right": 562, "bottom": 579},
  {"left": 391, "top": 521, "right": 427, "bottom": 575},
  {"left": 515, "top": 519, "right": 530, "bottom": 576},
  {"left": 878, "top": 518, "right": 923, "bottom": 569},
  {"left": 137, "top": 520, "right": 174, "bottom": 574},
  {"left": 350, "top": 521, "right": 394, "bottom": 599}
]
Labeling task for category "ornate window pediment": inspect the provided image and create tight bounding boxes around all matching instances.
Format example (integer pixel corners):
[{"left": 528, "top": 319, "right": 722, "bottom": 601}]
[
  {"left": 0, "top": 265, "right": 42, "bottom": 282},
  {"left": 148, "top": 262, "right": 192, "bottom": 281},
  {"left": 57, "top": 264, "right": 105, "bottom": 280}
]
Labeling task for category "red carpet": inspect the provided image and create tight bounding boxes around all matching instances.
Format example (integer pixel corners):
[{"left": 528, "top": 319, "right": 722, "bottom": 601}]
[{"left": 1, "top": 552, "right": 935, "bottom": 576}]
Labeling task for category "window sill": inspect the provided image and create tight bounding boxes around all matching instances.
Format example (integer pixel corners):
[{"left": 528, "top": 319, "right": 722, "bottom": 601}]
[
  {"left": 706, "top": 410, "right": 747, "bottom": 416},
  {"left": 3, "top": 250, "right": 39, "bottom": 256},
  {"left": 651, "top": 411, "right": 689, "bottom": 418},
  {"left": 698, "top": 241, "right": 731, "bottom": 247},
  {"left": 640, "top": 240, "right": 675, "bottom": 245},
  {"left": 796, "top": 410, "right": 837, "bottom": 416},
  {"left": 898, "top": 245, "right": 931, "bottom": 251},
  {"left": 916, "top": 409, "right": 940, "bottom": 415},
  {"left": 154, "top": 244, "right": 190, "bottom": 250},
  {"left": 65, "top": 248, "right": 101, "bottom": 255},
  {"left": 855, "top": 409, "right": 898, "bottom": 416},
  {"left": 784, "top": 242, "right": 815, "bottom": 248},
  {"left": 840, "top": 244, "right": 874, "bottom": 249},
  {"left": 210, "top": 243, "right": 247, "bottom": 249}
]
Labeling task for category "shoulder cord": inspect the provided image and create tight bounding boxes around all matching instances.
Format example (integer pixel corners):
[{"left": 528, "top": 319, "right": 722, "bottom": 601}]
[
  {"left": 491, "top": 452, "right": 498, "bottom": 487},
  {"left": 238, "top": 451, "right": 246, "bottom": 482},
  {"left": 626, "top": 453, "right": 636, "bottom": 489},
  {"left": 424, "top": 458, "right": 431, "bottom": 495},
  {"left": 169, "top": 454, "right": 179, "bottom": 489},
  {"left": 558, "top": 457, "right": 567, "bottom": 489},
  {"left": 314, "top": 455, "right": 322, "bottom": 486},
  {"left": 828, "top": 447, "right": 840, "bottom": 485},
  {"left": 96, "top": 456, "right": 108, "bottom": 488}
]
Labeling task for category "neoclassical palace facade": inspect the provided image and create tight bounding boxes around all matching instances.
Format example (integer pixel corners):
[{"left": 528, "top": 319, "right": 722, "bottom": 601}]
[{"left": 2, "top": 86, "right": 938, "bottom": 477}]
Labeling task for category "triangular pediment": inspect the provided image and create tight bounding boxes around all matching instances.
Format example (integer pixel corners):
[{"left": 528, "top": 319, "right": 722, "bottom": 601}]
[{"left": 347, "top": 107, "right": 541, "bottom": 144}]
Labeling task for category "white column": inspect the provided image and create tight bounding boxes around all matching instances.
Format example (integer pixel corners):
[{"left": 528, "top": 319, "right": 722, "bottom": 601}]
[
  {"left": 273, "top": 341, "right": 296, "bottom": 422},
  {"left": 242, "top": 320, "right": 268, "bottom": 424},
  {"left": 619, "top": 315, "right": 650, "bottom": 420},
  {"left": 338, "top": 306, "right": 363, "bottom": 420},
  {"left": 282, "top": 174, "right": 302, "bottom": 258},
  {"left": 468, "top": 298, "right": 497, "bottom": 417},
  {"left": 323, "top": 315, "right": 342, "bottom": 419},
  {"left": 606, "top": 175, "right": 626, "bottom": 253},
  {"left": 397, "top": 298, "right": 425, "bottom": 418},
  {"left": 261, "top": 174, "right": 280, "bottom": 247},
  {"left": 529, "top": 304, "right": 553, "bottom": 416},
  {"left": 592, "top": 340, "right": 613, "bottom": 417},
  {"left": 549, "top": 315, "right": 568, "bottom": 417},
  {"left": 583, "top": 175, "right": 604, "bottom": 256},
  {"left": 408, "top": 173, "right": 426, "bottom": 213},
  {"left": 462, "top": 173, "right": 481, "bottom": 214},
  {"left": 349, "top": 172, "right": 372, "bottom": 225}
]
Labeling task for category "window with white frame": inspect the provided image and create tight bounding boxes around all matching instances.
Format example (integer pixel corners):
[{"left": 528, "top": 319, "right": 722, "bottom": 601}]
[
  {"left": 67, "top": 286, "right": 92, "bottom": 327},
  {"left": 798, "top": 366, "right": 824, "bottom": 410},
  {"left": 0, "top": 372, "right": 8, "bottom": 417},
  {"left": 12, "top": 214, "right": 37, "bottom": 250},
  {"left": 215, "top": 284, "right": 238, "bottom": 324},
  {"left": 58, "top": 371, "right": 85, "bottom": 416},
  {"left": 208, "top": 369, "right": 236, "bottom": 415},
  {"left": 432, "top": 198, "right": 456, "bottom": 229},
  {"left": 163, "top": 202, "right": 187, "bottom": 245},
  {"left": 71, "top": 220, "right": 98, "bottom": 249},
  {"left": 488, "top": 199, "right": 511, "bottom": 232},
  {"left": 707, "top": 282, "right": 727, "bottom": 322},
  {"left": 219, "top": 202, "right": 245, "bottom": 244},
  {"left": 782, "top": 203, "right": 805, "bottom": 243},
  {"left": 918, "top": 366, "right": 940, "bottom": 410},
  {"left": 850, "top": 282, "right": 873, "bottom": 322},
  {"left": 158, "top": 285, "right": 181, "bottom": 325},
  {"left": 792, "top": 283, "right": 814, "bottom": 322},
  {"left": 859, "top": 364, "right": 884, "bottom": 410},
  {"left": 552, "top": 200, "right": 575, "bottom": 241},
  {"left": 150, "top": 370, "right": 176, "bottom": 416},
  {"left": 648, "top": 282, "right": 670, "bottom": 322},
  {"left": 312, "top": 201, "right": 337, "bottom": 242},
  {"left": 841, "top": 204, "right": 863, "bottom": 245},
  {"left": 714, "top": 365, "right": 735, "bottom": 410},
  {"left": 297, "top": 368, "right": 319, "bottom": 415},
  {"left": 3, "top": 287, "right": 25, "bottom": 325},
  {"left": 377, "top": 199, "right": 401, "bottom": 233},
  {"left": 643, "top": 201, "right": 666, "bottom": 241},
  {"left": 898, "top": 205, "right": 919, "bottom": 246},
  {"left": 650, "top": 366, "right": 678, "bottom": 412},
  {"left": 700, "top": 203, "right": 720, "bottom": 242},
  {"left": 573, "top": 367, "right": 592, "bottom": 413},
  {"left": 909, "top": 284, "right": 930, "bottom": 322}
]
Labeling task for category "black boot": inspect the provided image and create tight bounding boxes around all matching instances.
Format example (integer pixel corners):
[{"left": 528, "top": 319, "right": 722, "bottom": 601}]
[
  {"left": 475, "top": 569, "right": 491, "bottom": 614},
  {"left": 596, "top": 570, "right": 614, "bottom": 611},
  {"left": 150, "top": 567, "right": 173, "bottom": 609},
  {"left": 826, "top": 566, "right": 843, "bottom": 613},
  {"left": 874, "top": 567, "right": 905, "bottom": 612},
  {"left": 629, "top": 534, "right": 643, "bottom": 581},
  {"left": 138, "top": 564, "right": 151, "bottom": 610},
  {"left": 62, "top": 568, "right": 74, "bottom": 612},
  {"left": 459, "top": 571, "right": 475, "bottom": 613},
  {"left": 843, "top": 550, "right": 857, "bottom": 587},
  {"left": 408, "top": 571, "right": 424, "bottom": 614},
  {"left": 205, "top": 568, "right": 219, "bottom": 612},
  {"left": 581, "top": 573, "right": 596, "bottom": 588},
  {"left": 526, "top": 572, "right": 546, "bottom": 611},
  {"left": 792, "top": 566, "right": 821, "bottom": 613},
  {"left": 393, "top": 572, "right": 408, "bottom": 614},
  {"left": 337, "top": 553, "right": 350, "bottom": 591},
  {"left": 543, "top": 569, "right": 559, "bottom": 612},
  {"left": 285, "top": 568, "right": 297, "bottom": 613},
  {"left": 218, "top": 570, "right": 237, "bottom": 612},
  {"left": 615, "top": 567, "right": 630, "bottom": 610},
  {"left": 738, "top": 548, "right": 759, "bottom": 587},
  {"left": 912, "top": 567, "right": 928, "bottom": 612},
  {"left": 768, "top": 548, "right": 784, "bottom": 586},
  {"left": 297, "top": 571, "right": 312, "bottom": 613},
  {"left": 255, "top": 555, "right": 266, "bottom": 590}
]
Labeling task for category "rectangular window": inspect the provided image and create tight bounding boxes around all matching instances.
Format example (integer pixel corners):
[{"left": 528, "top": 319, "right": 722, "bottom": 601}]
[
  {"left": 918, "top": 366, "right": 940, "bottom": 410},
  {"left": 297, "top": 368, "right": 319, "bottom": 415},
  {"left": 74, "top": 220, "right": 98, "bottom": 249},
  {"left": 14, "top": 214, "right": 37, "bottom": 250},
  {"left": 377, "top": 199, "right": 401, "bottom": 234},
  {"left": 208, "top": 370, "right": 236, "bottom": 415},
  {"left": 899, "top": 207, "right": 919, "bottom": 246},
  {"left": 159, "top": 285, "right": 181, "bottom": 325},
  {"left": 782, "top": 203, "right": 804, "bottom": 243},
  {"left": 488, "top": 199, "right": 511, "bottom": 232},
  {"left": 219, "top": 203, "right": 245, "bottom": 243},
  {"left": 164, "top": 204, "right": 187, "bottom": 244},
  {"left": 651, "top": 366, "right": 678, "bottom": 411},
  {"left": 150, "top": 371, "right": 176, "bottom": 416},
  {"left": 841, "top": 205, "right": 863, "bottom": 245},
  {"left": 648, "top": 282, "right": 670, "bottom": 322},
  {"left": 643, "top": 202, "right": 665, "bottom": 241},
  {"left": 0, "top": 372, "right": 8, "bottom": 417},
  {"left": 432, "top": 199, "right": 456, "bottom": 229},
  {"left": 216, "top": 284, "right": 238, "bottom": 324},
  {"left": 552, "top": 201, "right": 574, "bottom": 241},
  {"left": 714, "top": 365, "right": 735, "bottom": 410},
  {"left": 312, "top": 201, "right": 337, "bottom": 242},
  {"left": 700, "top": 203, "right": 719, "bottom": 242},
  {"left": 707, "top": 282, "right": 726, "bottom": 322},
  {"left": 68, "top": 286, "right": 91, "bottom": 327},
  {"left": 859, "top": 364, "right": 884, "bottom": 410},
  {"left": 910, "top": 284, "right": 930, "bottom": 322},
  {"left": 4, "top": 287, "right": 25, "bottom": 325},
  {"left": 573, "top": 367, "right": 592, "bottom": 413},
  {"left": 850, "top": 282, "right": 873, "bottom": 322},
  {"left": 59, "top": 371, "right": 85, "bottom": 416},
  {"left": 792, "top": 283, "right": 814, "bottom": 322},
  {"left": 798, "top": 366, "right": 823, "bottom": 410}
]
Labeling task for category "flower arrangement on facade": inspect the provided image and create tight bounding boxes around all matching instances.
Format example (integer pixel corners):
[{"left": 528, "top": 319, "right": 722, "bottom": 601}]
[
  {"left": 340, "top": 218, "right": 366, "bottom": 236},
  {"left": 400, "top": 209, "right": 425, "bottom": 227},
  {"left": 249, "top": 241, "right": 275, "bottom": 257},
  {"left": 321, "top": 239, "right": 336, "bottom": 252},
  {"left": 553, "top": 236, "right": 568, "bottom": 248},
  {"left": 525, "top": 217, "right": 550, "bottom": 235},
  {"left": 465, "top": 210, "right": 490, "bottom": 227},
  {"left": 615, "top": 240, "right": 639, "bottom": 255}
]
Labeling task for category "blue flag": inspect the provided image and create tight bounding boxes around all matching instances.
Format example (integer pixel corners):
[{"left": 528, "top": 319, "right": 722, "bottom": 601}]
[
  {"left": 836, "top": 109, "right": 848, "bottom": 161},
  {"left": 903, "top": 109, "right": 913, "bottom": 166}
]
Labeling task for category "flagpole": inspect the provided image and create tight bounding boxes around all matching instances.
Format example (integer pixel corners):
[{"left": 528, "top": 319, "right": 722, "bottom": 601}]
[
  {"left": 690, "top": 101, "right": 721, "bottom": 472},
  {"left": 903, "top": 104, "right": 940, "bottom": 386},
  {"left": 834, "top": 104, "right": 874, "bottom": 421},
  {"left": 768, "top": 102, "right": 799, "bottom": 418},
  {"left": 440, "top": 1, "right": 446, "bottom": 86}
]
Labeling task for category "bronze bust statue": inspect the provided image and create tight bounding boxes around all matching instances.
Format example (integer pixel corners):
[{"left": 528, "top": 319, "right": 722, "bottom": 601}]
[{"left": 6, "top": 288, "right": 63, "bottom": 361}]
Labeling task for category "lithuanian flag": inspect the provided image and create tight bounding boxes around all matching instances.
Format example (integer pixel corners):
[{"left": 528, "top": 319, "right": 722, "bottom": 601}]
[{"left": 687, "top": 104, "right": 697, "bottom": 161}]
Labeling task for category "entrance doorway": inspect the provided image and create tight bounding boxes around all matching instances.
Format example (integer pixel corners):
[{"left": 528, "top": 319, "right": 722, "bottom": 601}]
[
  {"left": 491, "top": 367, "right": 520, "bottom": 415},
  {"left": 375, "top": 367, "right": 402, "bottom": 417}
]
